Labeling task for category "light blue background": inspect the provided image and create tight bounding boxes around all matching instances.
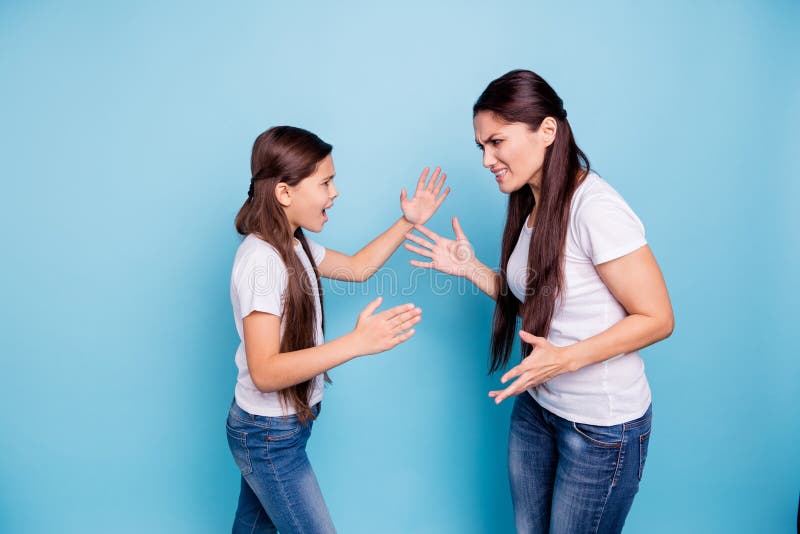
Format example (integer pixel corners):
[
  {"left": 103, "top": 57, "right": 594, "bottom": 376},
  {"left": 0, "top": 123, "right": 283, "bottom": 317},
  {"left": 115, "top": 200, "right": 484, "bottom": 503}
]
[{"left": 1, "top": 1, "right": 797, "bottom": 533}]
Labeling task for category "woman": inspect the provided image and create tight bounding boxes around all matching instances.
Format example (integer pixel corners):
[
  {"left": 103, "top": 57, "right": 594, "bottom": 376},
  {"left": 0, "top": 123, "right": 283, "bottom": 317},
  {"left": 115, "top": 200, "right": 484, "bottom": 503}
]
[{"left": 405, "top": 70, "right": 674, "bottom": 533}]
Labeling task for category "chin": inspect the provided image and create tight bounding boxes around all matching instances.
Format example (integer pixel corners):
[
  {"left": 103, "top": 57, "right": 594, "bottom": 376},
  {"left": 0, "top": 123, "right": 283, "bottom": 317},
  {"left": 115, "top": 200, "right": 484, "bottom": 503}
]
[
  {"left": 498, "top": 182, "right": 517, "bottom": 195},
  {"left": 502, "top": 180, "right": 531, "bottom": 195}
]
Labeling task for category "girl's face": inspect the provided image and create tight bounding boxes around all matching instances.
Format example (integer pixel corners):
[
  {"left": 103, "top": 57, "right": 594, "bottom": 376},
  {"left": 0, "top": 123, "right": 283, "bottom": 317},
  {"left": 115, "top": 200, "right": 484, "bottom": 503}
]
[
  {"left": 281, "top": 154, "right": 338, "bottom": 233},
  {"left": 473, "top": 111, "right": 554, "bottom": 194}
]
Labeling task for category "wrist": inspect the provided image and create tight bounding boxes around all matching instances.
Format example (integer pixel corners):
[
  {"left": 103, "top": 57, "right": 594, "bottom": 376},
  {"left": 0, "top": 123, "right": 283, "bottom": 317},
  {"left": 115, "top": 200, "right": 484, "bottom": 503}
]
[
  {"left": 342, "top": 331, "right": 367, "bottom": 359},
  {"left": 399, "top": 215, "right": 415, "bottom": 230},
  {"left": 561, "top": 344, "right": 583, "bottom": 373},
  {"left": 462, "top": 257, "right": 485, "bottom": 282}
]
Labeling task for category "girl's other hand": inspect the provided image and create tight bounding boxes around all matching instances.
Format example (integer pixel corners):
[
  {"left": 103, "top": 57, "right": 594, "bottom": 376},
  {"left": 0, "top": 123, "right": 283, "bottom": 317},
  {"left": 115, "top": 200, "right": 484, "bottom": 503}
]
[
  {"left": 351, "top": 297, "right": 422, "bottom": 356},
  {"left": 404, "top": 217, "right": 475, "bottom": 277},
  {"left": 400, "top": 166, "right": 450, "bottom": 225}
]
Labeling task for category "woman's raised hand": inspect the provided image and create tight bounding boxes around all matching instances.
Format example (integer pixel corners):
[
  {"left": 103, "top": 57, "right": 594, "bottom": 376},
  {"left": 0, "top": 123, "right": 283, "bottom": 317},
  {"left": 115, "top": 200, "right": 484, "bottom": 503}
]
[
  {"left": 404, "top": 217, "right": 476, "bottom": 277},
  {"left": 400, "top": 166, "right": 450, "bottom": 225},
  {"left": 350, "top": 297, "right": 422, "bottom": 356}
]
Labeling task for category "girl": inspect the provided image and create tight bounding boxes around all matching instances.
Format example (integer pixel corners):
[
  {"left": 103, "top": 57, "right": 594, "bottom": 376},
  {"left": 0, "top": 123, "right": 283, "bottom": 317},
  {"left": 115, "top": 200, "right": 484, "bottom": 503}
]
[
  {"left": 227, "top": 125, "right": 449, "bottom": 533},
  {"left": 405, "top": 70, "right": 674, "bottom": 533}
]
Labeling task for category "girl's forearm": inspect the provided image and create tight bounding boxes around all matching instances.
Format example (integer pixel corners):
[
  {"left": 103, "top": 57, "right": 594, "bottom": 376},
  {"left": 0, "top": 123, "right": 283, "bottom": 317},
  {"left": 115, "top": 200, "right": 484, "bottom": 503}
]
[
  {"left": 564, "top": 314, "right": 674, "bottom": 372},
  {"left": 351, "top": 217, "right": 414, "bottom": 280},
  {"left": 251, "top": 333, "right": 363, "bottom": 393}
]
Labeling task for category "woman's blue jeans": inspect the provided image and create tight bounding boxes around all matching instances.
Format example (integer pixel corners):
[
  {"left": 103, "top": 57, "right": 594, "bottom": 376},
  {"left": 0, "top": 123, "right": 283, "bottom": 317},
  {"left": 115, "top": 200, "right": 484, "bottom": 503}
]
[
  {"left": 226, "top": 400, "right": 335, "bottom": 534},
  {"left": 509, "top": 392, "right": 652, "bottom": 534}
]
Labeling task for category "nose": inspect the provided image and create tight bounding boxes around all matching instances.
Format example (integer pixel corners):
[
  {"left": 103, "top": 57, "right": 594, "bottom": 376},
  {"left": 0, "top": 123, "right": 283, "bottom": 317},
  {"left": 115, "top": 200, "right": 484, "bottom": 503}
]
[
  {"left": 330, "top": 183, "right": 339, "bottom": 200},
  {"left": 482, "top": 149, "right": 496, "bottom": 169}
]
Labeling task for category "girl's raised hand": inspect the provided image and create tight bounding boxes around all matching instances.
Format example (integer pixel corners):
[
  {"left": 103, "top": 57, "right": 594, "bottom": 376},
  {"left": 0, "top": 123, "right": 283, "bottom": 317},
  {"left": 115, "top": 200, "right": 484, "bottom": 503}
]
[
  {"left": 400, "top": 166, "right": 450, "bottom": 225},
  {"left": 404, "top": 217, "right": 475, "bottom": 277},
  {"left": 351, "top": 297, "right": 422, "bottom": 356}
]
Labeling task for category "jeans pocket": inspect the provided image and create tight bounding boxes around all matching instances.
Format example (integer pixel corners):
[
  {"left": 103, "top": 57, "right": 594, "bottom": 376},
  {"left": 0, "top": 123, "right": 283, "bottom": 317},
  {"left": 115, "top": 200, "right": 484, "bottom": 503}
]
[
  {"left": 572, "top": 422, "right": 623, "bottom": 449},
  {"left": 267, "top": 415, "right": 303, "bottom": 442},
  {"left": 638, "top": 427, "right": 651, "bottom": 481},
  {"left": 226, "top": 423, "right": 253, "bottom": 476}
]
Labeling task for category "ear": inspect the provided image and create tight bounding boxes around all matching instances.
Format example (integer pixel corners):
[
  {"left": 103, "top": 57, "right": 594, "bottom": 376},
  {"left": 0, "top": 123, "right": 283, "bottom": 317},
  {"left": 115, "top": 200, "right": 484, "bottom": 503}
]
[
  {"left": 274, "top": 182, "right": 292, "bottom": 207},
  {"left": 540, "top": 116, "right": 558, "bottom": 148}
]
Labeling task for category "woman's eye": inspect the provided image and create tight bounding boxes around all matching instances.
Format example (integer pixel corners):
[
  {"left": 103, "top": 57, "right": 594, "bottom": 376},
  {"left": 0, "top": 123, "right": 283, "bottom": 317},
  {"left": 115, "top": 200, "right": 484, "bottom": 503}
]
[
  {"left": 476, "top": 144, "right": 484, "bottom": 151},
  {"left": 492, "top": 139, "right": 502, "bottom": 145}
]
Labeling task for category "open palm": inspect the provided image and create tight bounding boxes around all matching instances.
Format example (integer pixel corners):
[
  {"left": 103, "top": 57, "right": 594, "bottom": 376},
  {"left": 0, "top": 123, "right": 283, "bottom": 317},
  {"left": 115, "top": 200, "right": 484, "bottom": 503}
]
[
  {"left": 400, "top": 166, "right": 450, "bottom": 225},
  {"left": 404, "top": 217, "right": 475, "bottom": 276}
]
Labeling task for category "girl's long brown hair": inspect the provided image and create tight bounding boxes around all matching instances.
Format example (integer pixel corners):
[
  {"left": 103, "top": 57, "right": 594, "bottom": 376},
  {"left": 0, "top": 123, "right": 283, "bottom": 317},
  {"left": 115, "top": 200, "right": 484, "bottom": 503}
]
[
  {"left": 474, "top": 70, "right": 590, "bottom": 373},
  {"left": 235, "top": 126, "right": 331, "bottom": 422}
]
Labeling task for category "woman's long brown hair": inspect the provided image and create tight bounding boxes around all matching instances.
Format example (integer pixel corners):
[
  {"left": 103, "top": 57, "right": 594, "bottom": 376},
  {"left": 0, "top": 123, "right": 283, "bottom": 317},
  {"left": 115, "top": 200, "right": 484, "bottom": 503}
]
[
  {"left": 474, "top": 70, "right": 590, "bottom": 373},
  {"left": 234, "top": 126, "right": 331, "bottom": 422}
]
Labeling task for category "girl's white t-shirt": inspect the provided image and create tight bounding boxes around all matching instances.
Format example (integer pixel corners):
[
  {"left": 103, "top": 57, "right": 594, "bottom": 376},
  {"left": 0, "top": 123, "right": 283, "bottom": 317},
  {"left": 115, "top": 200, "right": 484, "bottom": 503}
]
[
  {"left": 506, "top": 172, "right": 651, "bottom": 426},
  {"left": 230, "top": 233, "right": 326, "bottom": 416}
]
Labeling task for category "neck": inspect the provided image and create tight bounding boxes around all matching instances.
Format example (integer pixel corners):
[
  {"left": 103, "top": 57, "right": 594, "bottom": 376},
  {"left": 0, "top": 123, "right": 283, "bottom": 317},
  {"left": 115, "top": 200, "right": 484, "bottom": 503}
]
[
  {"left": 528, "top": 183, "right": 540, "bottom": 205},
  {"left": 528, "top": 168, "right": 542, "bottom": 204},
  {"left": 528, "top": 175, "right": 541, "bottom": 228},
  {"left": 289, "top": 226, "right": 300, "bottom": 247}
]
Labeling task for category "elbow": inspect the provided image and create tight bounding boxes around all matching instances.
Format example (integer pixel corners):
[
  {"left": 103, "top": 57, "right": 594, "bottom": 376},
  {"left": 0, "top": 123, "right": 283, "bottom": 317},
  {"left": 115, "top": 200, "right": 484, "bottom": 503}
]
[
  {"left": 659, "top": 314, "right": 675, "bottom": 340},
  {"left": 249, "top": 359, "right": 280, "bottom": 393},
  {"left": 354, "top": 263, "right": 377, "bottom": 282},
  {"left": 349, "top": 253, "right": 383, "bottom": 282},
  {"left": 340, "top": 257, "right": 370, "bottom": 282},
  {"left": 251, "top": 373, "right": 278, "bottom": 394}
]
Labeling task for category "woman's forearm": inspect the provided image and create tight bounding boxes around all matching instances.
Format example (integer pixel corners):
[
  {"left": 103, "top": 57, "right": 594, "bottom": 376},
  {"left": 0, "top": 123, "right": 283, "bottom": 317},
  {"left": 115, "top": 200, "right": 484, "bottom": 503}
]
[
  {"left": 564, "top": 313, "right": 674, "bottom": 372},
  {"left": 464, "top": 258, "right": 501, "bottom": 300}
]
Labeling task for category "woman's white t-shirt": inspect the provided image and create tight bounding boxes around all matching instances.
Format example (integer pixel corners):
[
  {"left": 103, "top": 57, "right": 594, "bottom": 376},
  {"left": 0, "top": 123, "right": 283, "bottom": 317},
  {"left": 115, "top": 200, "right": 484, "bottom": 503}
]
[
  {"left": 506, "top": 172, "right": 651, "bottom": 426},
  {"left": 230, "top": 233, "right": 326, "bottom": 416}
]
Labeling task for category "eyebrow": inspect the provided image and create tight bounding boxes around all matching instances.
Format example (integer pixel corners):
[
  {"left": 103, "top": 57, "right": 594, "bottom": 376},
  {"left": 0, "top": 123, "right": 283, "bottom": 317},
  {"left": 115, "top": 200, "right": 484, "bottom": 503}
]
[{"left": 475, "top": 134, "right": 500, "bottom": 145}]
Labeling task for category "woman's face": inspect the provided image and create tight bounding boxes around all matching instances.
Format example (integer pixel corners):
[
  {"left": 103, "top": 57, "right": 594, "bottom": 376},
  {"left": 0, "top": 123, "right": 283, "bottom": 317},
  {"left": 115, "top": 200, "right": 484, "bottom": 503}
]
[{"left": 473, "top": 111, "right": 554, "bottom": 194}]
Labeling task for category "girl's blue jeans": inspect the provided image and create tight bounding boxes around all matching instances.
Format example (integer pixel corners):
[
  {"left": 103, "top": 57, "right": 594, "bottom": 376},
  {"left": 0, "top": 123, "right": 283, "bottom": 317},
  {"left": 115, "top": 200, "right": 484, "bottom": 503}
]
[
  {"left": 509, "top": 392, "right": 652, "bottom": 534},
  {"left": 226, "top": 400, "right": 335, "bottom": 534}
]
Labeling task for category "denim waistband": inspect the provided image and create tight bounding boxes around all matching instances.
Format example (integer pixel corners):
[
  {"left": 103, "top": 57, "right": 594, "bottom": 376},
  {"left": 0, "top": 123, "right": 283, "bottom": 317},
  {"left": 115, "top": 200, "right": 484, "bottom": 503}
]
[
  {"left": 622, "top": 404, "right": 652, "bottom": 430},
  {"left": 230, "top": 398, "right": 321, "bottom": 422}
]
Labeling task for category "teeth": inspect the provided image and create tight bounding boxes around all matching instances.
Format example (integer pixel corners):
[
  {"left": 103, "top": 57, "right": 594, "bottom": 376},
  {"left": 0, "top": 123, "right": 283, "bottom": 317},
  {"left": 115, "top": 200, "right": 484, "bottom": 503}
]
[{"left": 495, "top": 170, "right": 507, "bottom": 177}]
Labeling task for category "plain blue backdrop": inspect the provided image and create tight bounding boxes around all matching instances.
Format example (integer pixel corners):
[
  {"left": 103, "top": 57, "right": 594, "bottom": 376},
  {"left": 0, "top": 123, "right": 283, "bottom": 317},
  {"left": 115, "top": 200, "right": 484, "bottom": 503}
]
[{"left": 1, "top": 1, "right": 798, "bottom": 533}]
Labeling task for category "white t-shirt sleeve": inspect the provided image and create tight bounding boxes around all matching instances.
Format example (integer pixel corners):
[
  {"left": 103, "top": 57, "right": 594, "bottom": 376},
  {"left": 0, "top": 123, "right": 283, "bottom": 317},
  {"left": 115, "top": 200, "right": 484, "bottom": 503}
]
[
  {"left": 574, "top": 193, "right": 647, "bottom": 265},
  {"left": 305, "top": 237, "right": 326, "bottom": 265},
  {"left": 233, "top": 249, "right": 288, "bottom": 319}
]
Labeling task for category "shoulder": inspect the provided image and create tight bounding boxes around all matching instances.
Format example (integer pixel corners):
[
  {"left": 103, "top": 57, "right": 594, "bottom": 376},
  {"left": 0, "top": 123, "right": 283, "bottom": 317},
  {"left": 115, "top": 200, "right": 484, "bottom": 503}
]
[
  {"left": 568, "top": 172, "right": 647, "bottom": 264},
  {"left": 236, "top": 234, "right": 282, "bottom": 260},
  {"left": 572, "top": 173, "right": 622, "bottom": 208},
  {"left": 301, "top": 235, "right": 327, "bottom": 264},
  {"left": 233, "top": 235, "right": 288, "bottom": 283},
  {"left": 571, "top": 172, "right": 638, "bottom": 224}
]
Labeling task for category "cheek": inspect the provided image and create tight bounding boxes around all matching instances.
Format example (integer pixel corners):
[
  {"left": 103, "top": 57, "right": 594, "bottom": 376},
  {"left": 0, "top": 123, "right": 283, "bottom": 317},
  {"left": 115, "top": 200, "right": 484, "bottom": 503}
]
[{"left": 519, "top": 146, "right": 544, "bottom": 174}]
